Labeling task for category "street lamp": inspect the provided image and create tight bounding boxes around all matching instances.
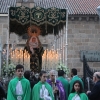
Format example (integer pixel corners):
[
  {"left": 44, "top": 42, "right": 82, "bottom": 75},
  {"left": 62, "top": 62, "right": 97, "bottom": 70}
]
[
  {"left": 97, "top": 6, "right": 100, "bottom": 24},
  {"left": 97, "top": 6, "right": 100, "bottom": 17}
]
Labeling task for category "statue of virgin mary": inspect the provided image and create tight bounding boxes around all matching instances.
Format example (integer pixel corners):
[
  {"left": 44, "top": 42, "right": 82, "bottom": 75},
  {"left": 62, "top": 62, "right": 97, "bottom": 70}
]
[{"left": 25, "top": 25, "right": 44, "bottom": 73}]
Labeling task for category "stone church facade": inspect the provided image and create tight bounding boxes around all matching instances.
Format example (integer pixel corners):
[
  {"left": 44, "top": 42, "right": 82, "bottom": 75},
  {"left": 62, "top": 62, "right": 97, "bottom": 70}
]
[
  {"left": 0, "top": 0, "right": 100, "bottom": 76},
  {"left": 68, "top": 16, "right": 100, "bottom": 76}
]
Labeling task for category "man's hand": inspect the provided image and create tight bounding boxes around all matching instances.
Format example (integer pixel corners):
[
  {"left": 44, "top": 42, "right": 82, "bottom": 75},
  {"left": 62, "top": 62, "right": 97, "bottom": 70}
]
[{"left": 53, "top": 86, "right": 58, "bottom": 93}]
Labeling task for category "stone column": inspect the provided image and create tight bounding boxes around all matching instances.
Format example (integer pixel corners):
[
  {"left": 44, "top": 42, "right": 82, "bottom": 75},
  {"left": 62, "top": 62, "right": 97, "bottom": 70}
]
[
  {"left": 64, "top": 26, "right": 66, "bottom": 65},
  {"left": 62, "top": 27, "right": 65, "bottom": 64},
  {"left": 65, "top": 9, "right": 68, "bottom": 66},
  {"left": 60, "top": 29, "right": 63, "bottom": 63},
  {"left": 0, "top": 37, "right": 2, "bottom": 76}
]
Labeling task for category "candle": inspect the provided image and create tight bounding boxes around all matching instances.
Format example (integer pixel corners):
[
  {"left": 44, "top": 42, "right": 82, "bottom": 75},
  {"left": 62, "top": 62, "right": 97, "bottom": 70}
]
[
  {"left": 42, "top": 49, "right": 61, "bottom": 71},
  {"left": 55, "top": 75, "right": 56, "bottom": 83}
]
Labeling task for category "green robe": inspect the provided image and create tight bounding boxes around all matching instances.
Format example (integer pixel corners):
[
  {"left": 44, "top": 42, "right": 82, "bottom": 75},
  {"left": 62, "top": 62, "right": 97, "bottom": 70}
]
[
  {"left": 68, "top": 92, "right": 88, "bottom": 100},
  {"left": 7, "top": 77, "right": 31, "bottom": 100},
  {"left": 57, "top": 76, "right": 69, "bottom": 99},
  {"left": 32, "top": 81, "right": 54, "bottom": 100},
  {"left": 69, "top": 75, "right": 84, "bottom": 93}
]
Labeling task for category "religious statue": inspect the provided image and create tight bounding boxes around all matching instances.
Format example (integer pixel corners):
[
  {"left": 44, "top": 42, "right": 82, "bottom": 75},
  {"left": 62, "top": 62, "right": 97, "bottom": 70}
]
[{"left": 25, "top": 25, "right": 44, "bottom": 73}]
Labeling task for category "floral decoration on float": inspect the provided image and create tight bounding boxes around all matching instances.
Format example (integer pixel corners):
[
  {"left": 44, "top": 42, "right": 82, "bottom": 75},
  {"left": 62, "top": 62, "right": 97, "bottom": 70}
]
[{"left": 57, "top": 63, "right": 70, "bottom": 76}]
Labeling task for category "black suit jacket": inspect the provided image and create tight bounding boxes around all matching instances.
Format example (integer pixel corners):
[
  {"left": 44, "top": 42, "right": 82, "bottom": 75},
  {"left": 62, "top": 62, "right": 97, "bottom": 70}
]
[
  {"left": 87, "top": 80, "right": 100, "bottom": 100},
  {"left": 0, "top": 82, "right": 6, "bottom": 100}
]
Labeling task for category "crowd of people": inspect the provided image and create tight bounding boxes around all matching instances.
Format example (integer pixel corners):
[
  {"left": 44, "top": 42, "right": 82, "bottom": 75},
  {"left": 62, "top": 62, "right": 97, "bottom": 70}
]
[{"left": 0, "top": 64, "right": 100, "bottom": 100}]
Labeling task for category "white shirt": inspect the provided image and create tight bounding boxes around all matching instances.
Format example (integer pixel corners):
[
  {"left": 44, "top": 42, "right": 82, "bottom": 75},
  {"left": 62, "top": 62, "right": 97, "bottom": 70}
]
[
  {"left": 15, "top": 81, "right": 23, "bottom": 95},
  {"left": 72, "top": 94, "right": 81, "bottom": 100}
]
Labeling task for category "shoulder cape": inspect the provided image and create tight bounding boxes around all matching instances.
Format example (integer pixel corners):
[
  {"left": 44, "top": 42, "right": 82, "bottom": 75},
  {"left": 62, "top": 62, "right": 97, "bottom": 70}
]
[
  {"left": 32, "top": 81, "right": 54, "bottom": 100},
  {"left": 7, "top": 77, "right": 31, "bottom": 100},
  {"left": 68, "top": 92, "right": 88, "bottom": 100}
]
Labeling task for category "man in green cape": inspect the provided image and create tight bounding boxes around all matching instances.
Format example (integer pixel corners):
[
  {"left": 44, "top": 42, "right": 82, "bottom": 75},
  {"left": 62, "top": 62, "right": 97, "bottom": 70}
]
[
  {"left": 7, "top": 64, "right": 31, "bottom": 100},
  {"left": 69, "top": 68, "right": 84, "bottom": 93},
  {"left": 32, "top": 71, "right": 54, "bottom": 100},
  {"left": 57, "top": 70, "right": 69, "bottom": 100}
]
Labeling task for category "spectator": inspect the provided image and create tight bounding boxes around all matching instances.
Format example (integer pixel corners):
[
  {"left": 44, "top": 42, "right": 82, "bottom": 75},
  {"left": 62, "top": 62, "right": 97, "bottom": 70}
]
[
  {"left": 87, "top": 72, "right": 100, "bottom": 100},
  {"left": 0, "top": 78, "right": 6, "bottom": 100},
  {"left": 24, "top": 70, "right": 36, "bottom": 89}
]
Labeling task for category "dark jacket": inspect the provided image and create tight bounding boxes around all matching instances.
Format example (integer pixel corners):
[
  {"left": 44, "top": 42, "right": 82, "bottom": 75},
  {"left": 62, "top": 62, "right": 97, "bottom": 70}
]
[
  {"left": 0, "top": 82, "right": 6, "bottom": 100},
  {"left": 87, "top": 80, "right": 100, "bottom": 100}
]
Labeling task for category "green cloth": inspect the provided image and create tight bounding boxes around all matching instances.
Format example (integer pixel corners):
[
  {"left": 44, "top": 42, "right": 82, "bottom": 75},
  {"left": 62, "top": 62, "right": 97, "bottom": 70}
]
[
  {"left": 7, "top": 77, "right": 31, "bottom": 100},
  {"left": 57, "top": 76, "right": 69, "bottom": 99},
  {"left": 32, "top": 81, "right": 54, "bottom": 100},
  {"left": 68, "top": 92, "right": 88, "bottom": 100},
  {"left": 69, "top": 75, "right": 84, "bottom": 93},
  {"left": 10, "top": 7, "right": 66, "bottom": 36}
]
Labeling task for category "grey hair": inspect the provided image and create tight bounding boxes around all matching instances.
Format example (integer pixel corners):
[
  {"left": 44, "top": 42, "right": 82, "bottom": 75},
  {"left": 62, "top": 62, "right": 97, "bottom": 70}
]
[
  {"left": 49, "top": 70, "right": 57, "bottom": 76},
  {"left": 94, "top": 72, "right": 100, "bottom": 79}
]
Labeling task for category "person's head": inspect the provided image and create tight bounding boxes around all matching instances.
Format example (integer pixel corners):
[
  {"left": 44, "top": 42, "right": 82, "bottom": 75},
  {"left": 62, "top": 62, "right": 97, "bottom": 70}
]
[
  {"left": 27, "top": 25, "right": 40, "bottom": 37},
  {"left": 49, "top": 70, "right": 57, "bottom": 82},
  {"left": 24, "top": 70, "right": 31, "bottom": 80},
  {"left": 35, "top": 73, "right": 39, "bottom": 79},
  {"left": 71, "top": 68, "right": 77, "bottom": 77},
  {"left": 71, "top": 80, "right": 83, "bottom": 93},
  {"left": 93, "top": 72, "right": 100, "bottom": 83},
  {"left": 58, "top": 70, "right": 65, "bottom": 77},
  {"left": 16, "top": 64, "right": 24, "bottom": 78},
  {"left": 39, "top": 71, "right": 47, "bottom": 83},
  {"left": 32, "top": 37, "right": 36, "bottom": 42}
]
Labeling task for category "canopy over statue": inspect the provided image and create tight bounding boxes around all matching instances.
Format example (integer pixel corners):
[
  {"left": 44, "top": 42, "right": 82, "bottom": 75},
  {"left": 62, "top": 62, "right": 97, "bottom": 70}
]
[{"left": 9, "top": 6, "right": 66, "bottom": 36}]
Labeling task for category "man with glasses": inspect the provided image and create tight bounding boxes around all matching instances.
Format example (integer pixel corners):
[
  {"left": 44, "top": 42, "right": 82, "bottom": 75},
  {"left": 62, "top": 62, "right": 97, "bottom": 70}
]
[
  {"left": 87, "top": 72, "right": 100, "bottom": 100},
  {"left": 47, "top": 70, "right": 65, "bottom": 100},
  {"left": 32, "top": 70, "right": 54, "bottom": 100}
]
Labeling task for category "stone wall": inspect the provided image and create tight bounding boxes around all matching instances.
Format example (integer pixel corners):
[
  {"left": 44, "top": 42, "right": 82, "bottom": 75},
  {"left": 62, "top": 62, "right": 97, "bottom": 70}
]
[
  {"left": 67, "top": 20, "right": 100, "bottom": 76},
  {"left": 0, "top": 17, "right": 7, "bottom": 44},
  {"left": 0, "top": 16, "right": 19, "bottom": 46}
]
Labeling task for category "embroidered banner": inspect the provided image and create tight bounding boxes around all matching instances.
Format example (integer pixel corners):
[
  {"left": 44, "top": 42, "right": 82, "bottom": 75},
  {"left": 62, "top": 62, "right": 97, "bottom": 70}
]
[{"left": 9, "top": 6, "right": 66, "bottom": 36}]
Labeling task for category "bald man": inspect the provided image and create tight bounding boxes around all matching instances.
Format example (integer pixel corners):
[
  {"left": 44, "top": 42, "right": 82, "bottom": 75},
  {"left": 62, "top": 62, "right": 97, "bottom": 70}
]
[{"left": 87, "top": 72, "right": 100, "bottom": 100}]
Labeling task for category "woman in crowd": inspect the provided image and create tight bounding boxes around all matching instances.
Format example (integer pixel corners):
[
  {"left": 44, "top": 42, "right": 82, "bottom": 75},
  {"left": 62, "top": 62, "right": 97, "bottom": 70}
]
[{"left": 68, "top": 80, "right": 88, "bottom": 100}]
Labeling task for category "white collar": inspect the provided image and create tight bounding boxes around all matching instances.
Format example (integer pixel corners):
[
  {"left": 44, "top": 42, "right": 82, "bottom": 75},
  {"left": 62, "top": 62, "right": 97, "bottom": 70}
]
[{"left": 72, "top": 94, "right": 81, "bottom": 100}]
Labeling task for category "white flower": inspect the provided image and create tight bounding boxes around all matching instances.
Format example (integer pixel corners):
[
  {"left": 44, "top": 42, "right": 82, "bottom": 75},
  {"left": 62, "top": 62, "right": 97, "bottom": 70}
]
[
  {"left": 2, "top": 63, "right": 16, "bottom": 77},
  {"left": 57, "top": 63, "right": 70, "bottom": 75}
]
